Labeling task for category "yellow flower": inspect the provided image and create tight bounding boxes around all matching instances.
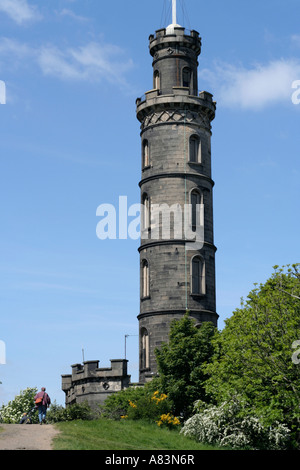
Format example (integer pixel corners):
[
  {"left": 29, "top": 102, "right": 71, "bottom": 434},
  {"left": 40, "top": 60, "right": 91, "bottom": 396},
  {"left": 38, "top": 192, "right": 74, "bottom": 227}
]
[
  {"left": 151, "top": 392, "right": 168, "bottom": 404},
  {"left": 129, "top": 400, "right": 137, "bottom": 408},
  {"left": 120, "top": 415, "right": 128, "bottom": 419},
  {"left": 156, "top": 413, "right": 180, "bottom": 427}
]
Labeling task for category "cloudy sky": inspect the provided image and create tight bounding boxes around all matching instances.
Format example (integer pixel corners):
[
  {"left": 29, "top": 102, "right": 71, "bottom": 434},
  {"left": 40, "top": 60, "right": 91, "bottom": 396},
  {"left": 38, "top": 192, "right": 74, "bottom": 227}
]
[{"left": 0, "top": 0, "right": 299, "bottom": 406}]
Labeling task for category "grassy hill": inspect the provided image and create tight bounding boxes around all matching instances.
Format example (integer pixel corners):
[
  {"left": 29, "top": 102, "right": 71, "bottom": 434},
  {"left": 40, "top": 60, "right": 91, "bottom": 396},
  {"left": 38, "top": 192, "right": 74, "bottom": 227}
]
[{"left": 52, "top": 418, "right": 224, "bottom": 451}]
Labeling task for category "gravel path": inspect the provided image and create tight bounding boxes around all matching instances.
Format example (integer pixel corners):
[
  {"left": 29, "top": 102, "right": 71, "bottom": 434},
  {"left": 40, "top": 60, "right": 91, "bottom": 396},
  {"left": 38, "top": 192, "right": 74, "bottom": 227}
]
[{"left": 0, "top": 424, "right": 60, "bottom": 450}]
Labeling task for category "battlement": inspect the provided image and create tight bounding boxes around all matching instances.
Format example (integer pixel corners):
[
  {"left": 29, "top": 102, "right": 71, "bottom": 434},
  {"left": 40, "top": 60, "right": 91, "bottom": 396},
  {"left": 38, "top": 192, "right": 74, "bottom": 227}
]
[
  {"left": 149, "top": 27, "right": 201, "bottom": 56},
  {"left": 62, "top": 359, "right": 132, "bottom": 409},
  {"left": 136, "top": 89, "right": 216, "bottom": 126}
]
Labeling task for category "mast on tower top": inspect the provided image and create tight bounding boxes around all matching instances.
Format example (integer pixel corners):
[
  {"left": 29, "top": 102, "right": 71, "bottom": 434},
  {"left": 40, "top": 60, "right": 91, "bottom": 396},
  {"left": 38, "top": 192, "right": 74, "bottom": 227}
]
[
  {"left": 172, "top": 0, "right": 177, "bottom": 25},
  {"left": 166, "top": 0, "right": 181, "bottom": 33}
]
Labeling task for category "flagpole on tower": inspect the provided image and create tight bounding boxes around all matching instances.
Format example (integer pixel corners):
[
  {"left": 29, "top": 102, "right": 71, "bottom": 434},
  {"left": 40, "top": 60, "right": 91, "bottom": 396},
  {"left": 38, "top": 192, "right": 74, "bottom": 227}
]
[{"left": 172, "top": 0, "right": 177, "bottom": 25}]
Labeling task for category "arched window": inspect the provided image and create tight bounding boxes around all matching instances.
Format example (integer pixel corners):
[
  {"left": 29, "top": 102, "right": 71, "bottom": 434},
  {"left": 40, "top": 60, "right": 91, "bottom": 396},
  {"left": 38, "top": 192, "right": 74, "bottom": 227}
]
[
  {"left": 154, "top": 70, "right": 160, "bottom": 90},
  {"left": 142, "top": 193, "right": 150, "bottom": 233},
  {"left": 189, "top": 135, "right": 201, "bottom": 163},
  {"left": 141, "top": 328, "right": 150, "bottom": 369},
  {"left": 191, "top": 255, "right": 205, "bottom": 295},
  {"left": 191, "top": 189, "right": 202, "bottom": 232},
  {"left": 141, "top": 259, "right": 149, "bottom": 298},
  {"left": 142, "top": 139, "right": 149, "bottom": 168},
  {"left": 182, "top": 67, "right": 192, "bottom": 88}
]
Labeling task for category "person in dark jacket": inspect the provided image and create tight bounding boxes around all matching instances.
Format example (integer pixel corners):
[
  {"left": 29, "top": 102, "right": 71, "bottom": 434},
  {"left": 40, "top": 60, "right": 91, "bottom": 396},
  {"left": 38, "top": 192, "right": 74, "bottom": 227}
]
[{"left": 34, "top": 387, "right": 51, "bottom": 424}]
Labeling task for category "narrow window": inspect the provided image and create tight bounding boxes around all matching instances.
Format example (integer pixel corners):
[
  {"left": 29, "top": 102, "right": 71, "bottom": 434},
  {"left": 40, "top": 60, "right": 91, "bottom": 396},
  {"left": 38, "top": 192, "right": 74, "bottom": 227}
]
[
  {"left": 189, "top": 135, "right": 201, "bottom": 163},
  {"left": 182, "top": 67, "right": 191, "bottom": 88},
  {"left": 191, "top": 256, "right": 205, "bottom": 295},
  {"left": 191, "top": 189, "right": 201, "bottom": 232},
  {"left": 154, "top": 70, "right": 160, "bottom": 90},
  {"left": 141, "top": 328, "right": 150, "bottom": 369},
  {"left": 142, "top": 193, "right": 150, "bottom": 232},
  {"left": 143, "top": 140, "right": 149, "bottom": 168},
  {"left": 142, "top": 260, "right": 149, "bottom": 298}
]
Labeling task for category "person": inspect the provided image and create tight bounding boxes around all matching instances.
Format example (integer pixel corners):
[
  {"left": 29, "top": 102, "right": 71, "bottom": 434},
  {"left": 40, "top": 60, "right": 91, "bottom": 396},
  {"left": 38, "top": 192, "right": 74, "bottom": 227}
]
[
  {"left": 19, "top": 412, "right": 31, "bottom": 424},
  {"left": 34, "top": 387, "right": 51, "bottom": 425}
]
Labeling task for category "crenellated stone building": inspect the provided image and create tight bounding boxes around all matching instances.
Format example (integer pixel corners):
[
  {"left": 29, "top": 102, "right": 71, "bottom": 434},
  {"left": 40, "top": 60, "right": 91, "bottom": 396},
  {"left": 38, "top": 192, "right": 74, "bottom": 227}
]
[{"left": 62, "top": 360, "right": 131, "bottom": 409}]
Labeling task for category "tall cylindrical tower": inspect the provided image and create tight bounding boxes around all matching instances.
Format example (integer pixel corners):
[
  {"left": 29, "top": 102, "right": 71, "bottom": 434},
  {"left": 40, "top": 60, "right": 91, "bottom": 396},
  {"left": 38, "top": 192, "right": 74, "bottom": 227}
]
[{"left": 136, "top": 21, "right": 218, "bottom": 383}]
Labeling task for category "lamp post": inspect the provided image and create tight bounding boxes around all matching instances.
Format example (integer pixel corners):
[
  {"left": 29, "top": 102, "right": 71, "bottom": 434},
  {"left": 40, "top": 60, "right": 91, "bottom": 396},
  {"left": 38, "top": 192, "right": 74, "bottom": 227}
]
[{"left": 125, "top": 334, "right": 138, "bottom": 360}]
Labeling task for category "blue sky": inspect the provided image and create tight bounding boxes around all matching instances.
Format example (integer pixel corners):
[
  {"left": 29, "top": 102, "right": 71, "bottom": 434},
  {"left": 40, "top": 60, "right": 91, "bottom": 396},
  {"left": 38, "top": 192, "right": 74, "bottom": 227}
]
[{"left": 0, "top": 0, "right": 299, "bottom": 407}]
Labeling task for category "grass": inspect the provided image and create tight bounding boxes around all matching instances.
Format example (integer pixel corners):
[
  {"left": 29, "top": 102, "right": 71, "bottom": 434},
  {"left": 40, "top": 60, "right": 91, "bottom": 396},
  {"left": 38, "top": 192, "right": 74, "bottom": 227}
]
[{"left": 52, "top": 418, "right": 224, "bottom": 451}]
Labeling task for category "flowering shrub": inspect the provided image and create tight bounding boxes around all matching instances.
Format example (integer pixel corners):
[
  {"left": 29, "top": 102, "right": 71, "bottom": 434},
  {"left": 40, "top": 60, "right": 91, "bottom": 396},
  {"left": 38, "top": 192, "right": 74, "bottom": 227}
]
[
  {"left": 157, "top": 413, "right": 181, "bottom": 429},
  {"left": 127, "top": 390, "right": 171, "bottom": 422},
  {"left": 180, "top": 400, "right": 291, "bottom": 450},
  {"left": 151, "top": 391, "right": 168, "bottom": 404},
  {"left": 127, "top": 390, "right": 181, "bottom": 428},
  {"left": 128, "top": 400, "right": 137, "bottom": 408},
  {"left": 0, "top": 388, "right": 38, "bottom": 424},
  {"left": 100, "top": 386, "right": 146, "bottom": 420},
  {"left": 100, "top": 386, "right": 180, "bottom": 428}
]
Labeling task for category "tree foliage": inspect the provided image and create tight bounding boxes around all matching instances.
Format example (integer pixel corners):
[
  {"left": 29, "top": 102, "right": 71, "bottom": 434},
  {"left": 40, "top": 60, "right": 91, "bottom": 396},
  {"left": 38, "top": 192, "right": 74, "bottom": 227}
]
[
  {"left": 0, "top": 388, "right": 38, "bottom": 423},
  {"left": 154, "top": 312, "right": 216, "bottom": 418},
  {"left": 204, "top": 264, "right": 300, "bottom": 440}
]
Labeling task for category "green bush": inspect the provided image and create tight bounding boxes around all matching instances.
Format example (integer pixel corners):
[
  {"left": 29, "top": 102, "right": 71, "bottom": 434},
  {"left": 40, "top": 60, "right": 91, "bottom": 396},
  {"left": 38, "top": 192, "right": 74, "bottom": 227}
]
[
  {"left": 100, "top": 385, "right": 180, "bottom": 429},
  {"left": 126, "top": 390, "right": 171, "bottom": 422},
  {"left": 47, "top": 401, "right": 93, "bottom": 423},
  {"left": 0, "top": 388, "right": 38, "bottom": 424},
  {"left": 99, "top": 386, "right": 146, "bottom": 420}
]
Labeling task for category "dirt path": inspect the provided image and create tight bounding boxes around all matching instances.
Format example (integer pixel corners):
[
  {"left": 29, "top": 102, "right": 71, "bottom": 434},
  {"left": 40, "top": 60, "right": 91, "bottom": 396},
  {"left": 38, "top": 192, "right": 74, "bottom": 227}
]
[{"left": 0, "top": 424, "right": 60, "bottom": 450}]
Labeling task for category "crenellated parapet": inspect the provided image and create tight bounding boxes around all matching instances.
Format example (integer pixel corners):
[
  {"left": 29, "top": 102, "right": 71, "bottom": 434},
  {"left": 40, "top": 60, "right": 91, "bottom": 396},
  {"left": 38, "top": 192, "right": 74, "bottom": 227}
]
[{"left": 62, "top": 359, "right": 131, "bottom": 409}]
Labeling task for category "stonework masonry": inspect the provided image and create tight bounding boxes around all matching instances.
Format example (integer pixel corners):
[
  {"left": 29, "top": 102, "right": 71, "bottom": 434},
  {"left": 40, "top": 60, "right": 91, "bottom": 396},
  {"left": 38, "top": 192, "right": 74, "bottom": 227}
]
[
  {"left": 136, "top": 26, "right": 218, "bottom": 383},
  {"left": 62, "top": 360, "right": 131, "bottom": 410},
  {"left": 61, "top": 20, "right": 218, "bottom": 408}
]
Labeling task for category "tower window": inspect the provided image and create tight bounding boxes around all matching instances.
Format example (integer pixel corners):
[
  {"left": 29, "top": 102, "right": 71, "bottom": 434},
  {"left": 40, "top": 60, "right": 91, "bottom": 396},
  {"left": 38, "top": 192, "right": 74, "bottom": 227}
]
[
  {"left": 189, "top": 135, "right": 201, "bottom": 163},
  {"left": 141, "top": 259, "right": 150, "bottom": 298},
  {"left": 191, "top": 255, "right": 205, "bottom": 295},
  {"left": 191, "top": 189, "right": 202, "bottom": 232},
  {"left": 142, "top": 139, "right": 149, "bottom": 168},
  {"left": 142, "top": 193, "right": 151, "bottom": 234},
  {"left": 141, "top": 328, "right": 150, "bottom": 369},
  {"left": 182, "top": 67, "right": 192, "bottom": 88},
  {"left": 154, "top": 70, "right": 160, "bottom": 90}
]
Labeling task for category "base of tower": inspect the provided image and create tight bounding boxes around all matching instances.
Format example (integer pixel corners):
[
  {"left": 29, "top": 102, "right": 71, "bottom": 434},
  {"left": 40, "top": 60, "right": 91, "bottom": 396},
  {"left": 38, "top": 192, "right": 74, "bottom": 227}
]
[{"left": 138, "top": 309, "right": 218, "bottom": 383}]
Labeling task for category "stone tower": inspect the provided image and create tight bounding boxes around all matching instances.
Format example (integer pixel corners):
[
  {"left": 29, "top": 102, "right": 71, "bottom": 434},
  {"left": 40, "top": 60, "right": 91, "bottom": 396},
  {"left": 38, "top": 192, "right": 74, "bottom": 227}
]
[{"left": 136, "top": 11, "right": 218, "bottom": 383}]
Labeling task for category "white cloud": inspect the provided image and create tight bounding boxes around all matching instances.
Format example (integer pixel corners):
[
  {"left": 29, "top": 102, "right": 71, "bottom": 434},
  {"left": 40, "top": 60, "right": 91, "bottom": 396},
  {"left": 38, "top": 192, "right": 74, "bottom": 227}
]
[
  {"left": 200, "top": 59, "right": 300, "bottom": 110},
  {"left": 38, "top": 45, "right": 85, "bottom": 81},
  {"left": 0, "top": 37, "right": 133, "bottom": 87},
  {"left": 291, "top": 34, "right": 300, "bottom": 48},
  {"left": 58, "top": 8, "right": 89, "bottom": 22},
  {"left": 38, "top": 42, "right": 133, "bottom": 85},
  {"left": 0, "top": 37, "right": 32, "bottom": 59},
  {"left": 0, "top": 0, "right": 41, "bottom": 24}
]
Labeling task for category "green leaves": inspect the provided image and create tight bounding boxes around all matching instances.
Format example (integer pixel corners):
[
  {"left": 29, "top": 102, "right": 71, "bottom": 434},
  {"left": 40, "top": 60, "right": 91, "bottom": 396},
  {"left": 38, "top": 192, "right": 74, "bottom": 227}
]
[
  {"left": 0, "top": 387, "right": 38, "bottom": 423},
  {"left": 204, "top": 264, "right": 300, "bottom": 434},
  {"left": 154, "top": 312, "right": 216, "bottom": 418}
]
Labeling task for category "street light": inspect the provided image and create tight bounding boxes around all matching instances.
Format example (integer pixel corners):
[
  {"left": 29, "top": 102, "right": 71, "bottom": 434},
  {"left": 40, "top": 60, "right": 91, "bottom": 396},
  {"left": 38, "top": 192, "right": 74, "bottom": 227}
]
[{"left": 125, "top": 334, "right": 138, "bottom": 360}]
